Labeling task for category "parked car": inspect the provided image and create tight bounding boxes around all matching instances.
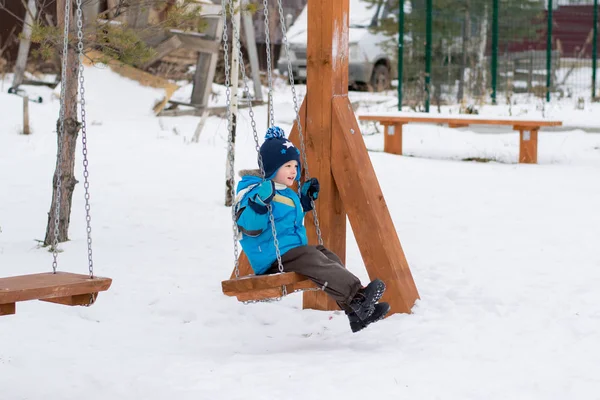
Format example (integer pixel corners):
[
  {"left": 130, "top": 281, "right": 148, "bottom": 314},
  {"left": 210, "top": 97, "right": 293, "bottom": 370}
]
[{"left": 276, "top": 0, "right": 397, "bottom": 92}]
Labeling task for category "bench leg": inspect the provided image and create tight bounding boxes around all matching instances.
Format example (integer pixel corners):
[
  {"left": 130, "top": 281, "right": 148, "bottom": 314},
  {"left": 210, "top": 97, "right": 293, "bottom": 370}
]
[
  {"left": 518, "top": 128, "right": 539, "bottom": 164},
  {"left": 384, "top": 123, "right": 404, "bottom": 155},
  {"left": 0, "top": 303, "right": 16, "bottom": 316}
]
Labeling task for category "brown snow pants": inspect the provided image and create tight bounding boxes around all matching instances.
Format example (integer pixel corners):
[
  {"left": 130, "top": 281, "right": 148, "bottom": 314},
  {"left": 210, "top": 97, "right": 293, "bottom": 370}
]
[{"left": 266, "top": 245, "right": 362, "bottom": 312}]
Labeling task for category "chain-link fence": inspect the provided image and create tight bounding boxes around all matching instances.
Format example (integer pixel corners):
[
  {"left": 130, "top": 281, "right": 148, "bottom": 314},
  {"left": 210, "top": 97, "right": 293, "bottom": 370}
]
[{"left": 398, "top": 0, "right": 599, "bottom": 111}]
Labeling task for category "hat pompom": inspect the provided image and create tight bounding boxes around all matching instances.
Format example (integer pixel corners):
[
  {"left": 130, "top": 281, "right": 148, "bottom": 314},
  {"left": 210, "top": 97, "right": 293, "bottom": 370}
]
[{"left": 265, "top": 126, "right": 285, "bottom": 140}]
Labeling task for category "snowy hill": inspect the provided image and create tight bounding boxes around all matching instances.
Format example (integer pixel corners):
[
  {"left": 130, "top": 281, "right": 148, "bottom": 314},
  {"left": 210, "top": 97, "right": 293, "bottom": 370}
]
[{"left": 1, "top": 66, "right": 600, "bottom": 399}]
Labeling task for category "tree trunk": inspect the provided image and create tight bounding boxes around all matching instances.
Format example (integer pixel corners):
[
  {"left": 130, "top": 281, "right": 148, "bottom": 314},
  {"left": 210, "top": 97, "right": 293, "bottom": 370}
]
[
  {"left": 44, "top": 0, "right": 80, "bottom": 247},
  {"left": 457, "top": 9, "right": 470, "bottom": 102},
  {"left": 475, "top": 4, "right": 489, "bottom": 98}
]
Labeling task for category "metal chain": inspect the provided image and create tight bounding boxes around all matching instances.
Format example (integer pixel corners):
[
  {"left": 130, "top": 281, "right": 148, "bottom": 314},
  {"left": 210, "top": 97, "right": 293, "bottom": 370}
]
[
  {"left": 262, "top": 0, "right": 274, "bottom": 127},
  {"left": 75, "top": 0, "right": 94, "bottom": 279},
  {"left": 229, "top": 0, "right": 284, "bottom": 275},
  {"left": 53, "top": 0, "right": 72, "bottom": 273},
  {"left": 276, "top": 0, "right": 323, "bottom": 245},
  {"left": 221, "top": 0, "right": 241, "bottom": 280}
]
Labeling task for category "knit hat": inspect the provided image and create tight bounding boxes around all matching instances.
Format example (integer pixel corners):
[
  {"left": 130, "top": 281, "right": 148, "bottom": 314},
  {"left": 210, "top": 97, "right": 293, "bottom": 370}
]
[{"left": 259, "top": 126, "right": 301, "bottom": 180}]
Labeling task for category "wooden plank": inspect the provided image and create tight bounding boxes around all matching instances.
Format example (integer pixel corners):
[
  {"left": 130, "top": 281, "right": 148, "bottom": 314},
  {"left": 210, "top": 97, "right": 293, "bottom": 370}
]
[
  {"left": 358, "top": 113, "right": 562, "bottom": 128},
  {"left": 298, "top": 0, "right": 349, "bottom": 312},
  {"left": 0, "top": 272, "right": 112, "bottom": 304},
  {"left": 222, "top": 272, "right": 309, "bottom": 293},
  {"left": 332, "top": 96, "right": 419, "bottom": 315},
  {"left": 231, "top": 280, "right": 318, "bottom": 302},
  {"left": 141, "top": 35, "right": 183, "bottom": 68},
  {"left": 40, "top": 293, "right": 98, "bottom": 306},
  {"left": 518, "top": 128, "right": 539, "bottom": 164},
  {"left": 0, "top": 303, "right": 16, "bottom": 316},
  {"left": 190, "top": 15, "right": 223, "bottom": 106},
  {"left": 171, "top": 31, "right": 220, "bottom": 54}
]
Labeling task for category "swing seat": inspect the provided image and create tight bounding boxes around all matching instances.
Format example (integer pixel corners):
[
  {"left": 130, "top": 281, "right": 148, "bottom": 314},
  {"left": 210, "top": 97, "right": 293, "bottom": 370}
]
[
  {"left": 221, "top": 272, "right": 316, "bottom": 302},
  {"left": 0, "top": 272, "right": 112, "bottom": 316}
]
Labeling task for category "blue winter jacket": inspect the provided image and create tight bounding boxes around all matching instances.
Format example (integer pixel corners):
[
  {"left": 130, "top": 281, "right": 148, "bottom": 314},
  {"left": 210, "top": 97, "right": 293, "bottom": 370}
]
[{"left": 234, "top": 170, "right": 309, "bottom": 275}]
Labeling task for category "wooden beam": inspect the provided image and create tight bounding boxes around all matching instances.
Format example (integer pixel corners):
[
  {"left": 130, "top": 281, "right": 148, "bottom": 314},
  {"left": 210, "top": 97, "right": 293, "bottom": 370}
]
[
  {"left": 171, "top": 31, "right": 220, "bottom": 54},
  {"left": 233, "top": 280, "right": 317, "bottom": 302},
  {"left": 332, "top": 96, "right": 419, "bottom": 315},
  {"left": 142, "top": 35, "right": 183, "bottom": 68},
  {"left": 190, "top": 15, "right": 224, "bottom": 107},
  {"left": 298, "top": 0, "right": 350, "bottom": 312},
  {"left": 40, "top": 293, "right": 97, "bottom": 306},
  {"left": 222, "top": 272, "right": 309, "bottom": 293}
]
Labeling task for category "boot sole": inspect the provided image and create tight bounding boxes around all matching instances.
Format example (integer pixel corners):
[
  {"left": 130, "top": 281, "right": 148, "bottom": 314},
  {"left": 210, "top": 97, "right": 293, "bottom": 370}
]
[{"left": 351, "top": 302, "right": 391, "bottom": 333}]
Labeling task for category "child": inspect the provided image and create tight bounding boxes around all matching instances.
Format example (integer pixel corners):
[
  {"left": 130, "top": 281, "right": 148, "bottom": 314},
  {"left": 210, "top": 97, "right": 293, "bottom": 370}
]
[{"left": 234, "top": 126, "right": 390, "bottom": 333}]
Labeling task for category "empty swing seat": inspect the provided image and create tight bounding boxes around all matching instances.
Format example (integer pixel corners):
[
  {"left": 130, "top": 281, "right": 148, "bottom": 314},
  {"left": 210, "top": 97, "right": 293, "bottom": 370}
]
[
  {"left": 0, "top": 272, "right": 112, "bottom": 316},
  {"left": 221, "top": 272, "right": 316, "bottom": 302}
]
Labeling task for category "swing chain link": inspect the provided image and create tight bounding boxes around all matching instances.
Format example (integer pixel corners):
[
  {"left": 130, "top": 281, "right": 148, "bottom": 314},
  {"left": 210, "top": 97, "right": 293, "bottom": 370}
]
[
  {"left": 262, "top": 0, "right": 275, "bottom": 127},
  {"left": 53, "top": 0, "right": 72, "bottom": 273},
  {"left": 276, "top": 0, "right": 323, "bottom": 246},
  {"left": 75, "top": 0, "right": 94, "bottom": 278}
]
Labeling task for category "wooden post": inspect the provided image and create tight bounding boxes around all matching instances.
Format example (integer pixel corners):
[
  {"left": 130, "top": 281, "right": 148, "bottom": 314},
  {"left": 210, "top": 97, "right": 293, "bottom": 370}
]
[
  {"left": 516, "top": 126, "right": 539, "bottom": 164},
  {"left": 190, "top": 5, "right": 224, "bottom": 106},
  {"left": 297, "top": 0, "right": 350, "bottom": 312},
  {"left": 23, "top": 96, "right": 30, "bottom": 135},
  {"left": 383, "top": 123, "right": 404, "bottom": 155}
]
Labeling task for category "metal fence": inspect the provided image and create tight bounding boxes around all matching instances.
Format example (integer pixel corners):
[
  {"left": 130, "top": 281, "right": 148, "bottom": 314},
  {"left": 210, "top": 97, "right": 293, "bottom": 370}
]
[{"left": 398, "top": 0, "right": 599, "bottom": 111}]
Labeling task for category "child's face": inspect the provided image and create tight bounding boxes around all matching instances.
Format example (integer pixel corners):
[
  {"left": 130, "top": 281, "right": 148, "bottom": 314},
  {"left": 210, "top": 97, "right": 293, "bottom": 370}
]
[{"left": 273, "top": 161, "right": 298, "bottom": 187}]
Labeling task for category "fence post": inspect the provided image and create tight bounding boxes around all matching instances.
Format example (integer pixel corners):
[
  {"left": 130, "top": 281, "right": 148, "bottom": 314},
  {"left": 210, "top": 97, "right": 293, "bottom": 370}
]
[
  {"left": 491, "top": 0, "right": 499, "bottom": 105},
  {"left": 546, "top": 0, "right": 553, "bottom": 103},
  {"left": 593, "top": 0, "right": 598, "bottom": 100},
  {"left": 397, "top": 0, "right": 405, "bottom": 110},
  {"left": 425, "top": 0, "right": 432, "bottom": 112}
]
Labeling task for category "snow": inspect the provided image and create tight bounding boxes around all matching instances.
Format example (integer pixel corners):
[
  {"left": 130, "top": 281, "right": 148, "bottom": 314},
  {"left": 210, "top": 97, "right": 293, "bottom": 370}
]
[{"left": 2, "top": 64, "right": 600, "bottom": 399}]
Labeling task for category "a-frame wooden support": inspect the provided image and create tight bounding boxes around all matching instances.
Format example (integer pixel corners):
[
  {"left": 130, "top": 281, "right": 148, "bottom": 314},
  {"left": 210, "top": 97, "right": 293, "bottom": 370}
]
[{"left": 228, "top": 0, "right": 419, "bottom": 316}]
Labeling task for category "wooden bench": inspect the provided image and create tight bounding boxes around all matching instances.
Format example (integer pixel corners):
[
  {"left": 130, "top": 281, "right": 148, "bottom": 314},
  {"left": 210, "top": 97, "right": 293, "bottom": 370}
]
[{"left": 357, "top": 112, "right": 563, "bottom": 164}]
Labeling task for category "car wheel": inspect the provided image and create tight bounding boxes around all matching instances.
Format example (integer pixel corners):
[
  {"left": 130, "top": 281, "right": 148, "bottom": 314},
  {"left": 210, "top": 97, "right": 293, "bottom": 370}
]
[{"left": 370, "top": 64, "right": 390, "bottom": 92}]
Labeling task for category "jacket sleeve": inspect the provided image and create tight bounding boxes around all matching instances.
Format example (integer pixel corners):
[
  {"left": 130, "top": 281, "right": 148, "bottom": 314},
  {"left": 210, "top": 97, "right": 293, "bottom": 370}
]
[{"left": 234, "top": 186, "right": 270, "bottom": 237}]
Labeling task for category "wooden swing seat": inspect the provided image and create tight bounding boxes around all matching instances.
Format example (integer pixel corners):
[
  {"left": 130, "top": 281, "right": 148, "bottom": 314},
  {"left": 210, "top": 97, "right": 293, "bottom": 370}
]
[
  {"left": 0, "top": 272, "right": 112, "bottom": 316},
  {"left": 221, "top": 272, "right": 316, "bottom": 302}
]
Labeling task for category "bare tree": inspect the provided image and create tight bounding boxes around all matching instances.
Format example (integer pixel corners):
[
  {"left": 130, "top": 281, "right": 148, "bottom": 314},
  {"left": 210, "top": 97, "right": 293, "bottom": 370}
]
[{"left": 44, "top": 0, "right": 79, "bottom": 246}]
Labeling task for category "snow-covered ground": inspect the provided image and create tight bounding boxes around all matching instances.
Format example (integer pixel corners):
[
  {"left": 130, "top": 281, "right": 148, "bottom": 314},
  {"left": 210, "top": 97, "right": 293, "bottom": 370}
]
[{"left": 1, "top": 65, "right": 600, "bottom": 399}]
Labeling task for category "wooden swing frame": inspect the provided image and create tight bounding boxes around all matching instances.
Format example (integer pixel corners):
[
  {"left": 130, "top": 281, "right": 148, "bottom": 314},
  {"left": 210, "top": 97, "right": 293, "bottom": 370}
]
[{"left": 222, "top": 0, "right": 420, "bottom": 316}]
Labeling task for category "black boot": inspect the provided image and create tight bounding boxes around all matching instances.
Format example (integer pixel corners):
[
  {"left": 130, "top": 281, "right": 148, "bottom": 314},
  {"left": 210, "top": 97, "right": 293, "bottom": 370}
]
[
  {"left": 349, "top": 279, "right": 386, "bottom": 321},
  {"left": 348, "top": 302, "right": 391, "bottom": 333}
]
